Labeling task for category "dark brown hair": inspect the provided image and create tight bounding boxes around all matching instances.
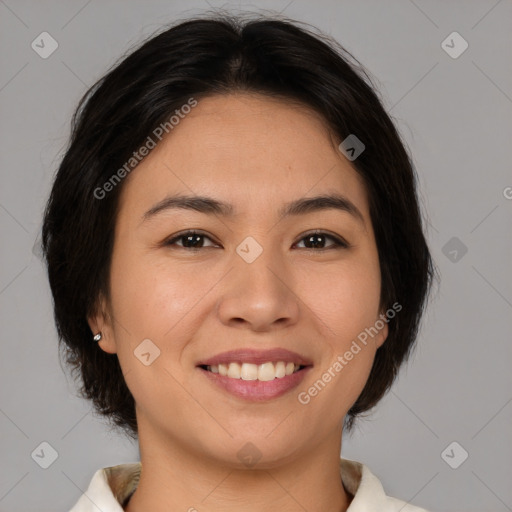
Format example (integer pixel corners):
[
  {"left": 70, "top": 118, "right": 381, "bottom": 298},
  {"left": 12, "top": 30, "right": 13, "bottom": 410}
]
[{"left": 41, "top": 12, "right": 438, "bottom": 440}]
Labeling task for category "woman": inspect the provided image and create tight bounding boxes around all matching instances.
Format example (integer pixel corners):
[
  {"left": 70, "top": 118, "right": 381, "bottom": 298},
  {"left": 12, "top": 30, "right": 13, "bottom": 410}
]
[{"left": 41, "top": 12, "right": 437, "bottom": 512}]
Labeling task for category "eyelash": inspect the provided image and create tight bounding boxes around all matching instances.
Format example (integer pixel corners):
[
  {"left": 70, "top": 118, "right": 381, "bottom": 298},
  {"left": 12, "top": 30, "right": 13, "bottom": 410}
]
[{"left": 163, "top": 230, "right": 349, "bottom": 252}]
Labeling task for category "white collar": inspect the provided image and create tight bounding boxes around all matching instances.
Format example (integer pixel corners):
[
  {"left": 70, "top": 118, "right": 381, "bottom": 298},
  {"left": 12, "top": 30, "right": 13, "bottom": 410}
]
[{"left": 69, "top": 458, "right": 429, "bottom": 511}]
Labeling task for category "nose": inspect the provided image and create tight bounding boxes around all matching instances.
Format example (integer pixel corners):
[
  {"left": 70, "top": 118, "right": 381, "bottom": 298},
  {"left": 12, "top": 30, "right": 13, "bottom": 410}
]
[{"left": 216, "top": 241, "right": 300, "bottom": 332}]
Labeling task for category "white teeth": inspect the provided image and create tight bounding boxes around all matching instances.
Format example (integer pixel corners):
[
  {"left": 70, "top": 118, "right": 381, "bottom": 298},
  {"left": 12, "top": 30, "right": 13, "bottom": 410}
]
[
  {"left": 227, "top": 362, "right": 241, "bottom": 379},
  {"left": 241, "top": 363, "right": 258, "bottom": 381},
  {"left": 275, "top": 361, "right": 286, "bottom": 378},
  {"left": 258, "top": 362, "right": 275, "bottom": 381},
  {"left": 206, "top": 361, "right": 303, "bottom": 380}
]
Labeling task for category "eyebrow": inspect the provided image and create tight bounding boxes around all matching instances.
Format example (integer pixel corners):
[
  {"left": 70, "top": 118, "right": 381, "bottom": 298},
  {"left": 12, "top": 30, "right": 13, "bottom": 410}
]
[{"left": 141, "top": 192, "right": 365, "bottom": 226}]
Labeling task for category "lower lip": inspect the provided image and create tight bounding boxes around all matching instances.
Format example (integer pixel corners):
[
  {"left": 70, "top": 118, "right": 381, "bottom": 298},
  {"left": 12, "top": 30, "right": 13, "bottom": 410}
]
[{"left": 198, "top": 366, "right": 312, "bottom": 401}]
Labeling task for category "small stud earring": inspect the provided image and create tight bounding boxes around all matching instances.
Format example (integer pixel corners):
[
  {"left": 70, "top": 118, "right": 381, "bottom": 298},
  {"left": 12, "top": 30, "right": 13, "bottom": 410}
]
[{"left": 93, "top": 332, "right": 102, "bottom": 342}]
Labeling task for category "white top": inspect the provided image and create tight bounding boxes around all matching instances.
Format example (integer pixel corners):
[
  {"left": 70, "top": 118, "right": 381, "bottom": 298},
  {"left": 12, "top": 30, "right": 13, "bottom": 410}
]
[{"left": 69, "top": 458, "right": 430, "bottom": 511}]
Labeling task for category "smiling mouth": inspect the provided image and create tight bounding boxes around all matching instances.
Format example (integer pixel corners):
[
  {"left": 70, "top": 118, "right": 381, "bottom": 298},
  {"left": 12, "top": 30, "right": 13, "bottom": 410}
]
[{"left": 198, "top": 361, "right": 308, "bottom": 381}]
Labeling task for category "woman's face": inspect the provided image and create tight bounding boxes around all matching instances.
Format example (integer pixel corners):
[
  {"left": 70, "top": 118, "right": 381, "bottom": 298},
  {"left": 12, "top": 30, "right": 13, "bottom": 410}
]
[{"left": 90, "top": 92, "right": 388, "bottom": 467}]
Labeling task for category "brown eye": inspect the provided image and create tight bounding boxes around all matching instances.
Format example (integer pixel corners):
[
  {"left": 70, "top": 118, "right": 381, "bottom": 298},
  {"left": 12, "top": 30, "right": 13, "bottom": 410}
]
[
  {"left": 165, "top": 231, "right": 218, "bottom": 249},
  {"left": 164, "top": 230, "right": 349, "bottom": 251},
  {"left": 294, "top": 231, "right": 349, "bottom": 250}
]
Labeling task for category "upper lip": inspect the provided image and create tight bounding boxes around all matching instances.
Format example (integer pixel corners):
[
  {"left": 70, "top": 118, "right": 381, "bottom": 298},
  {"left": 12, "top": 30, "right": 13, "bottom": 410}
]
[{"left": 197, "top": 348, "right": 313, "bottom": 367}]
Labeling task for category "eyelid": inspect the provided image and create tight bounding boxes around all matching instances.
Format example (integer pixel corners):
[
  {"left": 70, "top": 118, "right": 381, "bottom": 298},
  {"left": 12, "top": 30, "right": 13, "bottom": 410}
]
[
  {"left": 164, "top": 229, "right": 220, "bottom": 248},
  {"left": 294, "top": 229, "right": 350, "bottom": 249},
  {"left": 163, "top": 229, "right": 350, "bottom": 250}
]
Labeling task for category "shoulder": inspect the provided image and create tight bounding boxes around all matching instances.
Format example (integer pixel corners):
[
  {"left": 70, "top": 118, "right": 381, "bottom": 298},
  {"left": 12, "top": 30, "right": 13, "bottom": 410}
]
[
  {"left": 68, "top": 462, "right": 141, "bottom": 512},
  {"left": 340, "top": 458, "right": 431, "bottom": 512},
  {"left": 385, "top": 496, "right": 431, "bottom": 512}
]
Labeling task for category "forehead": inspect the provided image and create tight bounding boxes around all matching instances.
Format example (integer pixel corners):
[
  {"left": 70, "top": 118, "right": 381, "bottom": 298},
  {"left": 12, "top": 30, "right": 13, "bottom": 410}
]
[{"left": 117, "top": 93, "right": 370, "bottom": 224}]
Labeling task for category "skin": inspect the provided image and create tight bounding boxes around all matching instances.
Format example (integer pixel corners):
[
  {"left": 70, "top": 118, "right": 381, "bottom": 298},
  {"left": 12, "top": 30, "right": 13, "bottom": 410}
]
[{"left": 88, "top": 92, "right": 388, "bottom": 512}]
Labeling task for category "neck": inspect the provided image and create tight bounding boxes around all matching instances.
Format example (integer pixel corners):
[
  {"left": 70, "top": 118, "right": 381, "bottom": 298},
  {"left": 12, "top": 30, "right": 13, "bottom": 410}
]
[{"left": 125, "top": 418, "right": 351, "bottom": 512}]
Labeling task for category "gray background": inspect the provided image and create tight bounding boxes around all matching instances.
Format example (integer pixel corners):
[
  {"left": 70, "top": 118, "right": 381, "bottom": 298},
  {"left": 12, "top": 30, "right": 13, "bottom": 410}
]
[{"left": 0, "top": 1, "right": 511, "bottom": 511}]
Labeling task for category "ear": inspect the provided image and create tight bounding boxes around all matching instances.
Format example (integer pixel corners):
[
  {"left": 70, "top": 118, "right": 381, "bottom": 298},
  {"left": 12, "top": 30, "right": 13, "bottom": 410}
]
[
  {"left": 87, "top": 294, "right": 118, "bottom": 354},
  {"left": 375, "top": 311, "right": 389, "bottom": 349}
]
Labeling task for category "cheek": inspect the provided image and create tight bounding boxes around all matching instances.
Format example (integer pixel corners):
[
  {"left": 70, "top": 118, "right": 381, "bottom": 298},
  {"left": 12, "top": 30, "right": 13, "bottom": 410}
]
[
  {"left": 107, "top": 249, "right": 201, "bottom": 409},
  {"left": 303, "top": 254, "right": 382, "bottom": 341},
  {"left": 298, "top": 252, "right": 382, "bottom": 403},
  {"left": 109, "top": 246, "right": 203, "bottom": 336}
]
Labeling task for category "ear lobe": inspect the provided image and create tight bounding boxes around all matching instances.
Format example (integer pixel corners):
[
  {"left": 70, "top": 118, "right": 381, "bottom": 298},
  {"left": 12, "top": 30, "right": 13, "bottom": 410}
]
[
  {"left": 87, "top": 296, "right": 118, "bottom": 354},
  {"left": 376, "top": 316, "right": 389, "bottom": 349}
]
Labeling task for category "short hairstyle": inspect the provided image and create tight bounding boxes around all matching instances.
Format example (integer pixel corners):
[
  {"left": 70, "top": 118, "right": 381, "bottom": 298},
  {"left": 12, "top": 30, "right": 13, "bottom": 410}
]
[{"left": 41, "top": 12, "right": 438, "bottom": 440}]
